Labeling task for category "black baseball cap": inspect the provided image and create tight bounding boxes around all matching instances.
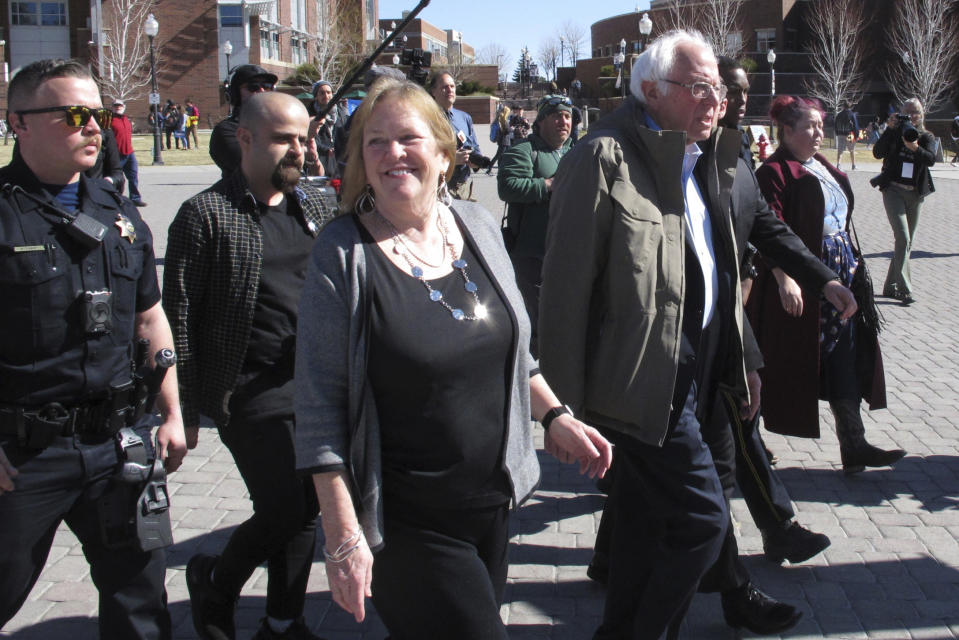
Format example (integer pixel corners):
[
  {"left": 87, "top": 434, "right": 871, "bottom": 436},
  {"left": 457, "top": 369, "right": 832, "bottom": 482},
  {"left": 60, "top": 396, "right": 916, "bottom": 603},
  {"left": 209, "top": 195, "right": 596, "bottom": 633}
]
[{"left": 230, "top": 64, "right": 278, "bottom": 88}]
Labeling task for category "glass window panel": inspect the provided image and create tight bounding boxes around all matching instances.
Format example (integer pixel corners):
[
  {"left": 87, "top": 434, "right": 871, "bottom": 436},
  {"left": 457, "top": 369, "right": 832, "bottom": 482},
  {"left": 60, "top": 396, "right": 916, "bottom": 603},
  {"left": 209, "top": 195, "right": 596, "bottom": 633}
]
[{"left": 220, "top": 5, "right": 242, "bottom": 27}]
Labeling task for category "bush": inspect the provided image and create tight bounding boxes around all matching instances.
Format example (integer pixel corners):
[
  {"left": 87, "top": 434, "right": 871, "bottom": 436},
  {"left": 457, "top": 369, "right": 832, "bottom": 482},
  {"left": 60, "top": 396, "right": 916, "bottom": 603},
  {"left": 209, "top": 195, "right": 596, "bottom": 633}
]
[
  {"left": 739, "top": 57, "right": 758, "bottom": 73},
  {"left": 284, "top": 63, "right": 321, "bottom": 87},
  {"left": 459, "top": 80, "right": 496, "bottom": 96},
  {"left": 600, "top": 64, "right": 614, "bottom": 77}
]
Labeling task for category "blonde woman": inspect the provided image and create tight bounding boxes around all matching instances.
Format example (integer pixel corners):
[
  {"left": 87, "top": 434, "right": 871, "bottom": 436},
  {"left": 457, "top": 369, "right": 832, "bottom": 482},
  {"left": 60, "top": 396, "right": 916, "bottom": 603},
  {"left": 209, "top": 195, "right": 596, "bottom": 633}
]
[{"left": 486, "top": 105, "right": 512, "bottom": 174}]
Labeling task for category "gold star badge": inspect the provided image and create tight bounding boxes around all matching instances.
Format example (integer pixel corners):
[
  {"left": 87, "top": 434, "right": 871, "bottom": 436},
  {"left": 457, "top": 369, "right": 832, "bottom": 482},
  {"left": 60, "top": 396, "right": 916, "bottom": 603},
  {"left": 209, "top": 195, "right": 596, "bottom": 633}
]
[{"left": 115, "top": 213, "right": 136, "bottom": 244}]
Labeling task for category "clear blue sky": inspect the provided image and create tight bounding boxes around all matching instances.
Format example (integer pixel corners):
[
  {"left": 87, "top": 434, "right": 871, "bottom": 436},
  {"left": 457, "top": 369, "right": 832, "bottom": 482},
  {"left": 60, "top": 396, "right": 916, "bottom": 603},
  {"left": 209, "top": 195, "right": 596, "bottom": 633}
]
[{"left": 377, "top": 0, "right": 652, "bottom": 73}]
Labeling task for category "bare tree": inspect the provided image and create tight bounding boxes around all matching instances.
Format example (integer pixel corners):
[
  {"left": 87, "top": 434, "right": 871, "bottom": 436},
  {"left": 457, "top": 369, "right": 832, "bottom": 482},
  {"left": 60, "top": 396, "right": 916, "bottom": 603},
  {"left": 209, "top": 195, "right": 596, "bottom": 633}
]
[
  {"left": 884, "top": 0, "right": 959, "bottom": 114},
  {"left": 94, "top": 0, "right": 155, "bottom": 102},
  {"left": 313, "top": 0, "right": 366, "bottom": 90},
  {"left": 699, "top": 0, "right": 745, "bottom": 56},
  {"left": 658, "top": 0, "right": 744, "bottom": 56},
  {"left": 557, "top": 20, "right": 587, "bottom": 63},
  {"left": 477, "top": 43, "right": 512, "bottom": 82},
  {"left": 434, "top": 42, "right": 469, "bottom": 84},
  {"left": 803, "top": 0, "right": 871, "bottom": 116},
  {"left": 537, "top": 39, "right": 561, "bottom": 82}
]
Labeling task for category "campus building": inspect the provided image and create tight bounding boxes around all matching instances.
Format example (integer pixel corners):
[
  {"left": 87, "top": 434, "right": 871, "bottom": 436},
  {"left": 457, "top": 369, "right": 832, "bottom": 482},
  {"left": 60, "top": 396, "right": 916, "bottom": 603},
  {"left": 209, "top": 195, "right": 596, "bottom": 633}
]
[{"left": 0, "top": 0, "right": 379, "bottom": 127}]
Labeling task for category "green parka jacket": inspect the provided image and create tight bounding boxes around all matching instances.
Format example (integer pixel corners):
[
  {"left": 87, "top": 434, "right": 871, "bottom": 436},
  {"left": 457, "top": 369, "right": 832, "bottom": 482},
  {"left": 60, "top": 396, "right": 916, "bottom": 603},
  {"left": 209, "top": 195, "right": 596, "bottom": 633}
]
[
  {"left": 497, "top": 131, "right": 573, "bottom": 258},
  {"left": 539, "top": 96, "right": 748, "bottom": 447}
]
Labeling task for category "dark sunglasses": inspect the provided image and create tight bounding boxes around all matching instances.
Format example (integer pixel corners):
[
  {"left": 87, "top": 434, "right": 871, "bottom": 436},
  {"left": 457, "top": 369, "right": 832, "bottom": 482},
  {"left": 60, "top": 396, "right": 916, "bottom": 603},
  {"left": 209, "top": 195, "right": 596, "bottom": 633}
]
[
  {"left": 244, "top": 82, "right": 276, "bottom": 92},
  {"left": 16, "top": 105, "right": 113, "bottom": 129}
]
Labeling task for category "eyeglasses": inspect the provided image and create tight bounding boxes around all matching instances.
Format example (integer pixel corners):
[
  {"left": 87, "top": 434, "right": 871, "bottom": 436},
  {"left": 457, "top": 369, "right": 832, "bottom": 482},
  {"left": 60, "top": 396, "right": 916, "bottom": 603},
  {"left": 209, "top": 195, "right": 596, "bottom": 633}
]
[
  {"left": 15, "top": 105, "right": 113, "bottom": 129},
  {"left": 538, "top": 95, "right": 572, "bottom": 109},
  {"left": 244, "top": 82, "right": 276, "bottom": 92},
  {"left": 663, "top": 79, "right": 727, "bottom": 101}
]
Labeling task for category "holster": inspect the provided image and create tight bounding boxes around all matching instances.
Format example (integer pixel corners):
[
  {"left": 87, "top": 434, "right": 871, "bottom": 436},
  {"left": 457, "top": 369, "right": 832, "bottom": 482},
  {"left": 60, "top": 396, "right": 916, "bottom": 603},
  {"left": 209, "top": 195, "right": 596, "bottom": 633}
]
[{"left": 98, "top": 428, "right": 173, "bottom": 552}]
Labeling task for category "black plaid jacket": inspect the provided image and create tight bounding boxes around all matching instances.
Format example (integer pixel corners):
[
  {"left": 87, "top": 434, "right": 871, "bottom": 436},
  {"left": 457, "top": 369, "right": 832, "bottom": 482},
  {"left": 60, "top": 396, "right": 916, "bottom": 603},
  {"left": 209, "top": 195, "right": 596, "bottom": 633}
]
[{"left": 162, "top": 170, "right": 334, "bottom": 428}]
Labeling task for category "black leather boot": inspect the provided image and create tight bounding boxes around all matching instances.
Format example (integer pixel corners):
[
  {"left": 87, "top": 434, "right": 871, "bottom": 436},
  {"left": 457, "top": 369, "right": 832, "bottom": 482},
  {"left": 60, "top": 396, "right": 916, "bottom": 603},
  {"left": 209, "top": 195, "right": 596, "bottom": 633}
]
[{"left": 831, "top": 399, "right": 906, "bottom": 474}]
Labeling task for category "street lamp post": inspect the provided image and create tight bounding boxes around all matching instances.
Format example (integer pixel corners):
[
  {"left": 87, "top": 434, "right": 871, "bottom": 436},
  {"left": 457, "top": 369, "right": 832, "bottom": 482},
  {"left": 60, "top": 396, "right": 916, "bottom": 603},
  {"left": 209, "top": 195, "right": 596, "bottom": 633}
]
[
  {"left": 767, "top": 48, "right": 777, "bottom": 143},
  {"left": 559, "top": 36, "right": 565, "bottom": 68},
  {"left": 639, "top": 12, "right": 653, "bottom": 50},
  {"left": 613, "top": 39, "right": 626, "bottom": 99},
  {"left": 144, "top": 13, "right": 163, "bottom": 166},
  {"left": 223, "top": 40, "right": 233, "bottom": 78},
  {"left": 530, "top": 63, "right": 538, "bottom": 96}
]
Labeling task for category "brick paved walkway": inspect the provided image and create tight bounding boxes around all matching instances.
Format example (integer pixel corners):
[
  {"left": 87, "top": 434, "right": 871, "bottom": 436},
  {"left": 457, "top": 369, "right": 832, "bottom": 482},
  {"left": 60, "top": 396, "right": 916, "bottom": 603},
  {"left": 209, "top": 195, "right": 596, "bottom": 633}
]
[{"left": 3, "top": 153, "right": 958, "bottom": 639}]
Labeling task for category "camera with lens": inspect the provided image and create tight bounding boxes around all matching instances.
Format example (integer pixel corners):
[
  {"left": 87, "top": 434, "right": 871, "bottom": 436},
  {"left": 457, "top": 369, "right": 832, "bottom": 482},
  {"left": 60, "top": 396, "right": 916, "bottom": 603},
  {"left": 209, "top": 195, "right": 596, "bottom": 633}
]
[
  {"left": 468, "top": 151, "right": 492, "bottom": 170},
  {"left": 400, "top": 48, "right": 432, "bottom": 86},
  {"left": 894, "top": 113, "right": 920, "bottom": 143},
  {"left": 82, "top": 289, "right": 113, "bottom": 335}
]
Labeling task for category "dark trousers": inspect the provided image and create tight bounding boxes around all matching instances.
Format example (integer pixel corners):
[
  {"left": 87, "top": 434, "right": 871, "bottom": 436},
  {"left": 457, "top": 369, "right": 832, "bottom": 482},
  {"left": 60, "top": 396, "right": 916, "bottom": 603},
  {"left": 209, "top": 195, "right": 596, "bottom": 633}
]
[
  {"left": 214, "top": 414, "right": 319, "bottom": 619},
  {"left": 697, "top": 391, "right": 792, "bottom": 594},
  {"left": 119, "top": 153, "right": 142, "bottom": 203},
  {"left": 594, "top": 386, "right": 727, "bottom": 640},
  {"left": 0, "top": 429, "right": 170, "bottom": 639},
  {"left": 509, "top": 254, "right": 542, "bottom": 359},
  {"left": 371, "top": 496, "right": 510, "bottom": 640},
  {"left": 725, "top": 395, "right": 794, "bottom": 531}
]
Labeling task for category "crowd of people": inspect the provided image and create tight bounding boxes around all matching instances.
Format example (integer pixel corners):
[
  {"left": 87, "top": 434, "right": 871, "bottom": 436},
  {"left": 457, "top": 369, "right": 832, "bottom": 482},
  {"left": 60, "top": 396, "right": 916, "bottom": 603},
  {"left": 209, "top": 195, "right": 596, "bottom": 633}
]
[{"left": 0, "top": 27, "right": 939, "bottom": 639}]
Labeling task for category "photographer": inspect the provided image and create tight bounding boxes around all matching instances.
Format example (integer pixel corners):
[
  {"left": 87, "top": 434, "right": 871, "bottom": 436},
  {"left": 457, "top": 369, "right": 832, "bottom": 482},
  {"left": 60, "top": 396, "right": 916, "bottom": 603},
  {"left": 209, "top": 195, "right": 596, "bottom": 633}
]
[{"left": 873, "top": 99, "right": 936, "bottom": 305}]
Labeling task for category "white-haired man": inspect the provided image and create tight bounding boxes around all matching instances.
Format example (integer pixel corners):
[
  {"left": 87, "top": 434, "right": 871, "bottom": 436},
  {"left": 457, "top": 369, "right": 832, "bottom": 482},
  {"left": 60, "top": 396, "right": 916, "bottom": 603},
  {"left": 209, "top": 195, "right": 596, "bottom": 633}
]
[{"left": 540, "top": 31, "right": 742, "bottom": 638}]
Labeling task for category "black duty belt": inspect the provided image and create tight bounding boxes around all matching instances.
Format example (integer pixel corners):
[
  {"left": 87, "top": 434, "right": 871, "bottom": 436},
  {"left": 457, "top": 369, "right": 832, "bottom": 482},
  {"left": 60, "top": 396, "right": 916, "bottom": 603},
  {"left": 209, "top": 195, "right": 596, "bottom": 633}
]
[{"left": 0, "top": 398, "right": 122, "bottom": 448}]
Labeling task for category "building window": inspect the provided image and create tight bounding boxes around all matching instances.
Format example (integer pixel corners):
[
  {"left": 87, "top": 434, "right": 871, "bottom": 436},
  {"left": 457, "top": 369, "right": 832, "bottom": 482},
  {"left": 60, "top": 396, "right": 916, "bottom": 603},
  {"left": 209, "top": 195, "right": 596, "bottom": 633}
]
[
  {"left": 220, "top": 5, "right": 242, "bottom": 27},
  {"left": 291, "top": 37, "right": 306, "bottom": 65},
  {"left": 756, "top": 29, "right": 775, "bottom": 52},
  {"left": 260, "top": 29, "right": 272, "bottom": 59},
  {"left": 12, "top": 2, "right": 66, "bottom": 26}
]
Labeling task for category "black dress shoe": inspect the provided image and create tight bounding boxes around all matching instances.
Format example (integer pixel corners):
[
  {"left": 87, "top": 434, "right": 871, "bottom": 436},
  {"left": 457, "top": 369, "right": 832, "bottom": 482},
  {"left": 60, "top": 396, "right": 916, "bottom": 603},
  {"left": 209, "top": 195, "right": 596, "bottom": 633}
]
[
  {"left": 586, "top": 551, "right": 609, "bottom": 585},
  {"left": 842, "top": 444, "right": 906, "bottom": 475},
  {"left": 133, "top": 200, "right": 148, "bottom": 207},
  {"left": 762, "top": 520, "right": 831, "bottom": 564},
  {"left": 721, "top": 582, "right": 802, "bottom": 635}
]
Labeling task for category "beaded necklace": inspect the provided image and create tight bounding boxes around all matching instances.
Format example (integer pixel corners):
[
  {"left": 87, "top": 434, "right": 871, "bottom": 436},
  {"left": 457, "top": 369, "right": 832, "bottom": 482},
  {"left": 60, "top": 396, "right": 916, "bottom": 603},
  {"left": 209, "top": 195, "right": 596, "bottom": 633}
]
[{"left": 372, "top": 208, "right": 487, "bottom": 321}]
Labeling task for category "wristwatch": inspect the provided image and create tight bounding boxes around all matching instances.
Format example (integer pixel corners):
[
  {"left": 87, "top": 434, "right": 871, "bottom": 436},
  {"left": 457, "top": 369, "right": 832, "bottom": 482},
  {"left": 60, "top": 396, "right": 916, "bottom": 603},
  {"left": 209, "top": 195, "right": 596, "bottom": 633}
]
[{"left": 540, "top": 404, "right": 573, "bottom": 431}]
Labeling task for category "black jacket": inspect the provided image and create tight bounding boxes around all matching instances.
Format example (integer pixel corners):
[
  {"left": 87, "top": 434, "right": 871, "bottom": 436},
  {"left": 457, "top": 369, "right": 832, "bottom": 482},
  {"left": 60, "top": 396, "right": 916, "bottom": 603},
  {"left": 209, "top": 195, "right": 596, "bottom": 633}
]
[
  {"left": 728, "top": 156, "right": 836, "bottom": 371},
  {"left": 873, "top": 125, "right": 936, "bottom": 197},
  {"left": 87, "top": 129, "right": 126, "bottom": 193}
]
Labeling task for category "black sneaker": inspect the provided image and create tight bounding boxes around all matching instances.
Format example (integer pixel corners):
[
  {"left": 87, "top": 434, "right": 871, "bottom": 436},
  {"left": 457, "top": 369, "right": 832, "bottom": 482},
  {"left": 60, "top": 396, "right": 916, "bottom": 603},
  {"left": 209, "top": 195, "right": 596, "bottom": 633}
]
[
  {"left": 133, "top": 200, "right": 148, "bottom": 207},
  {"left": 251, "top": 617, "right": 327, "bottom": 639},
  {"left": 186, "top": 554, "right": 236, "bottom": 640},
  {"left": 721, "top": 582, "right": 802, "bottom": 634},
  {"left": 762, "top": 520, "right": 831, "bottom": 564}
]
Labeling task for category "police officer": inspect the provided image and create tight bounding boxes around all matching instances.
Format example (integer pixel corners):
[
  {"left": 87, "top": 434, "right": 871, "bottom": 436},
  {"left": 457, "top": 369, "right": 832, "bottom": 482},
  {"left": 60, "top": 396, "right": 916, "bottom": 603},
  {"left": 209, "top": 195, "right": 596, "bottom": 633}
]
[{"left": 0, "top": 59, "right": 187, "bottom": 639}]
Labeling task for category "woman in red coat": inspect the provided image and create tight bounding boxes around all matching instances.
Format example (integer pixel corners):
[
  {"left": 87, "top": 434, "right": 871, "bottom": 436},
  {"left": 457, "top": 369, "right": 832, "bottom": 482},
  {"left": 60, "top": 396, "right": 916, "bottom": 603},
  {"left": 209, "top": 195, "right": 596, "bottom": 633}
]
[{"left": 747, "top": 96, "right": 905, "bottom": 475}]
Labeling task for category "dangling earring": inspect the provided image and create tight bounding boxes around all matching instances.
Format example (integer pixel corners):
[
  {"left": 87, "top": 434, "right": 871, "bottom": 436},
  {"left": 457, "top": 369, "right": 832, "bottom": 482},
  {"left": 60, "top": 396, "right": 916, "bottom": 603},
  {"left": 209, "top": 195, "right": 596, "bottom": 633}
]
[
  {"left": 356, "top": 184, "right": 376, "bottom": 214},
  {"left": 437, "top": 177, "right": 452, "bottom": 206}
]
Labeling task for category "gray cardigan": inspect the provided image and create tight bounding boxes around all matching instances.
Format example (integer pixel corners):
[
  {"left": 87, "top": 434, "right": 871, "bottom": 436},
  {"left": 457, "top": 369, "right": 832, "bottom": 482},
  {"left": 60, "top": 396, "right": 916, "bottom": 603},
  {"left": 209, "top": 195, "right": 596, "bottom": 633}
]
[{"left": 294, "top": 201, "right": 540, "bottom": 551}]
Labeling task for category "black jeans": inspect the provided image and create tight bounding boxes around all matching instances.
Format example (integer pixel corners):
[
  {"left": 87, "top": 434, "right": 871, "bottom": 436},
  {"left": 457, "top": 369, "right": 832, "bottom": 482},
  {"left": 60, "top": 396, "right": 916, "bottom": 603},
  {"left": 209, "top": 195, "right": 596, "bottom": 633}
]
[
  {"left": 214, "top": 413, "right": 319, "bottom": 619},
  {"left": 0, "top": 428, "right": 170, "bottom": 639},
  {"left": 371, "top": 495, "right": 510, "bottom": 640},
  {"left": 594, "top": 386, "right": 727, "bottom": 640}
]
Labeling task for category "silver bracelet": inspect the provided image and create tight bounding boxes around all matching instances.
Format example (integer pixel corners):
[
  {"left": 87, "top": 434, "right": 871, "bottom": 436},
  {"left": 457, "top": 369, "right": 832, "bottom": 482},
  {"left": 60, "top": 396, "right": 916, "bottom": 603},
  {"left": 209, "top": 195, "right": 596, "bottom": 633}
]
[{"left": 323, "top": 529, "right": 363, "bottom": 563}]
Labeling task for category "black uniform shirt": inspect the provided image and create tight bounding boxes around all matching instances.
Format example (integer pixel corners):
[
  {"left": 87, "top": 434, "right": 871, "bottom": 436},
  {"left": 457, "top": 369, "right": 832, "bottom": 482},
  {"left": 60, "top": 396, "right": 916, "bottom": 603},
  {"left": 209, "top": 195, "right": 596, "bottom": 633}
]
[{"left": 0, "top": 157, "right": 161, "bottom": 405}]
